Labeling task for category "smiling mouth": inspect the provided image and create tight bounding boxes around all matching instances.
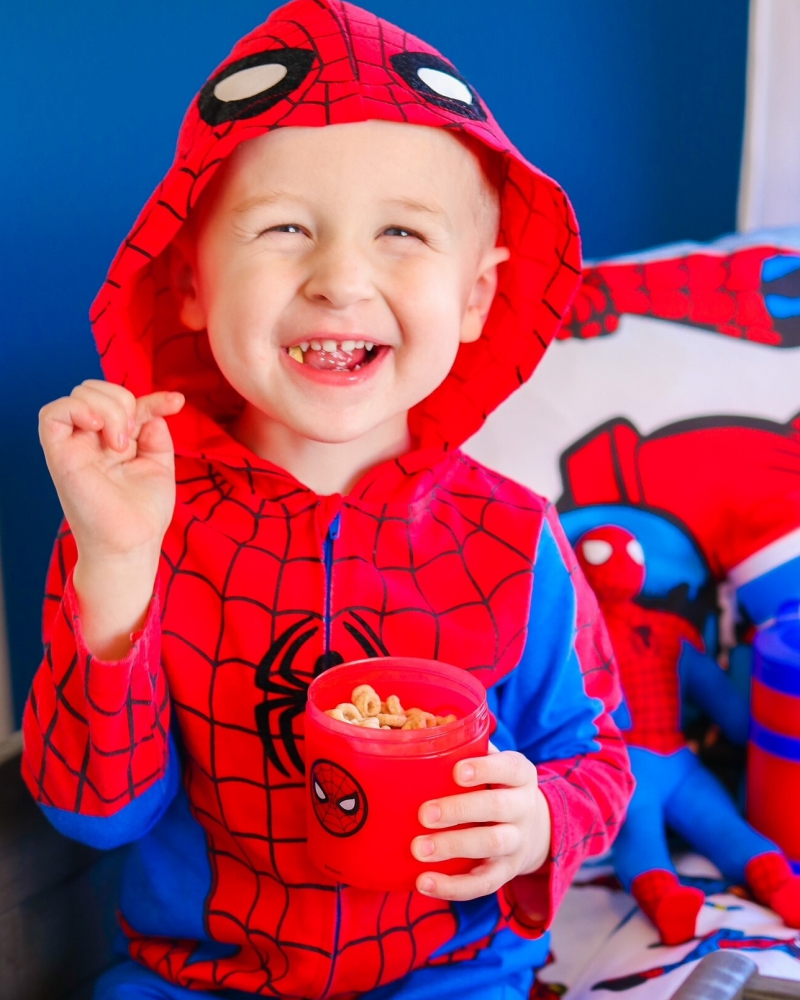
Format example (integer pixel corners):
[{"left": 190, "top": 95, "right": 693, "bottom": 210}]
[{"left": 285, "top": 338, "right": 383, "bottom": 372}]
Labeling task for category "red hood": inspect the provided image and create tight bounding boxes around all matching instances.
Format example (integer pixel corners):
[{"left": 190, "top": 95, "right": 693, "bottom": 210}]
[{"left": 90, "top": 0, "right": 580, "bottom": 455}]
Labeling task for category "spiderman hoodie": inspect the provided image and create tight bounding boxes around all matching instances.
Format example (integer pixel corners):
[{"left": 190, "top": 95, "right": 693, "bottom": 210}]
[{"left": 22, "top": 3, "right": 633, "bottom": 998}]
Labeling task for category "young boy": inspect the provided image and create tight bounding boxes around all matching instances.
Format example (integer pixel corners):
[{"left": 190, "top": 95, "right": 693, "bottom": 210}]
[{"left": 24, "top": 2, "right": 633, "bottom": 997}]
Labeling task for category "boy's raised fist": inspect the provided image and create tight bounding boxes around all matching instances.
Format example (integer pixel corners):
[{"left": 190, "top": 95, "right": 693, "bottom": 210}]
[{"left": 38, "top": 380, "right": 185, "bottom": 564}]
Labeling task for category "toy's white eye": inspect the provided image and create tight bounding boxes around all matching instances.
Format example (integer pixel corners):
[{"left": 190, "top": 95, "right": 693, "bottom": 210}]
[
  {"left": 416, "top": 68, "right": 473, "bottom": 105},
  {"left": 314, "top": 780, "right": 327, "bottom": 801},
  {"left": 214, "top": 63, "right": 288, "bottom": 102},
  {"left": 337, "top": 796, "right": 357, "bottom": 814},
  {"left": 581, "top": 540, "right": 613, "bottom": 565},
  {"left": 626, "top": 540, "right": 645, "bottom": 566}
]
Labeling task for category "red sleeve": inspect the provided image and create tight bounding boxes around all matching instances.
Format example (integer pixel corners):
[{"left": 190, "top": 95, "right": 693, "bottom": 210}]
[
  {"left": 498, "top": 508, "right": 634, "bottom": 937},
  {"left": 21, "top": 523, "right": 170, "bottom": 815}
]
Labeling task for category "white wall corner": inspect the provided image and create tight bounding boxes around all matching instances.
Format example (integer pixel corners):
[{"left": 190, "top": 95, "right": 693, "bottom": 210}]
[{"left": 738, "top": 0, "right": 800, "bottom": 231}]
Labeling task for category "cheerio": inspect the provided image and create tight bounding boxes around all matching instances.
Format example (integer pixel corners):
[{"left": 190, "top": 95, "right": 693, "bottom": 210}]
[{"left": 305, "top": 657, "right": 490, "bottom": 891}]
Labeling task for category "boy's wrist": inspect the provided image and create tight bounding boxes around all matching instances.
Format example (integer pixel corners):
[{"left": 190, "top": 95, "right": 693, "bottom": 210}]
[
  {"left": 74, "top": 538, "right": 163, "bottom": 573},
  {"left": 519, "top": 786, "right": 552, "bottom": 876},
  {"left": 72, "top": 548, "right": 161, "bottom": 661}
]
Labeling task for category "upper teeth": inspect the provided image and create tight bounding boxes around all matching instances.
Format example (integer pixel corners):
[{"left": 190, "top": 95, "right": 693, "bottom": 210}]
[{"left": 293, "top": 340, "right": 377, "bottom": 353}]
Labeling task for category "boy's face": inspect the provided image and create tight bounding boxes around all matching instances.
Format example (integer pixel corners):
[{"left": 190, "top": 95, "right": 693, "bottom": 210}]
[{"left": 175, "top": 120, "right": 508, "bottom": 447}]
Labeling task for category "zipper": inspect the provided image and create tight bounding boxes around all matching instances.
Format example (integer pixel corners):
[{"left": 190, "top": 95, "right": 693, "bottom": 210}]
[
  {"left": 321, "top": 509, "right": 342, "bottom": 998},
  {"left": 322, "top": 511, "right": 341, "bottom": 655}
]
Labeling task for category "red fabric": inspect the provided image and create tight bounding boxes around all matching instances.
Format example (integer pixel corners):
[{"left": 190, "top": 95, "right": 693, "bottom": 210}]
[
  {"left": 22, "top": 527, "right": 169, "bottom": 813},
  {"left": 631, "top": 870, "right": 704, "bottom": 946},
  {"left": 560, "top": 246, "right": 788, "bottom": 348},
  {"left": 563, "top": 417, "right": 800, "bottom": 580},
  {"left": 745, "top": 852, "right": 800, "bottom": 926}
]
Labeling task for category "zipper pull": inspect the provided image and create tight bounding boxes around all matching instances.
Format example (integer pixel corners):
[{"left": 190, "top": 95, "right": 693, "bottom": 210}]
[{"left": 328, "top": 511, "right": 342, "bottom": 541}]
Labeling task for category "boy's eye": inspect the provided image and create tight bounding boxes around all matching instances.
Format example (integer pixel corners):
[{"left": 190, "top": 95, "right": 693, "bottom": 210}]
[
  {"left": 384, "top": 226, "right": 420, "bottom": 240},
  {"left": 263, "top": 224, "right": 306, "bottom": 235}
]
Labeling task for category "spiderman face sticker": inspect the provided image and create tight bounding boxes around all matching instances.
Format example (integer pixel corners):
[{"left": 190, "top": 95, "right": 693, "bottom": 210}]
[{"left": 310, "top": 759, "right": 368, "bottom": 837}]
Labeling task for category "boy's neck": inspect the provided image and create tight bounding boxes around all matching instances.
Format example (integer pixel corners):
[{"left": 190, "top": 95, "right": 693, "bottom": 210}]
[{"left": 231, "top": 407, "right": 413, "bottom": 496}]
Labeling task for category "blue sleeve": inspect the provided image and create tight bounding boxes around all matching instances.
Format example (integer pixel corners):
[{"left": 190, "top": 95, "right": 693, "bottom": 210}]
[
  {"left": 40, "top": 734, "right": 181, "bottom": 849},
  {"left": 679, "top": 642, "right": 750, "bottom": 745},
  {"left": 490, "top": 519, "right": 604, "bottom": 761}
]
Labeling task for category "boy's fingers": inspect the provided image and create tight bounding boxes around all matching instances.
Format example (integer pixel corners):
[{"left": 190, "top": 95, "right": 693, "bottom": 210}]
[
  {"left": 453, "top": 750, "right": 535, "bottom": 790},
  {"left": 70, "top": 383, "right": 133, "bottom": 451},
  {"left": 135, "top": 416, "right": 175, "bottom": 461},
  {"left": 419, "top": 785, "right": 523, "bottom": 829},
  {"left": 79, "top": 380, "right": 138, "bottom": 430},
  {"left": 412, "top": 823, "right": 520, "bottom": 863},
  {"left": 416, "top": 858, "right": 510, "bottom": 902},
  {"left": 133, "top": 392, "right": 185, "bottom": 433},
  {"left": 39, "top": 396, "right": 102, "bottom": 446}
]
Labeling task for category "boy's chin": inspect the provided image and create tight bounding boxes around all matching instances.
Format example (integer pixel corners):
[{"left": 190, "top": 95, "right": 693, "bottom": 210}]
[{"left": 293, "top": 415, "right": 404, "bottom": 447}]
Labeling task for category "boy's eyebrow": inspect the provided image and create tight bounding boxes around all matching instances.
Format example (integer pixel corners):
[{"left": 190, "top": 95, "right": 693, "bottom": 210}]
[
  {"left": 231, "top": 192, "right": 454, "bottom": 230},
  {"left": 385, "top": 197, "right": 453, "bottom": 229},
  {"left": 232, "top": 190, "right": 303, "bottom": 214}
]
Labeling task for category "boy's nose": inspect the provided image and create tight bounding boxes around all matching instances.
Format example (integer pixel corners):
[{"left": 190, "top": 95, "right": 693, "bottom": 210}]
[{"left": 303, "top": 243, "right": 374, "bottom": 309}]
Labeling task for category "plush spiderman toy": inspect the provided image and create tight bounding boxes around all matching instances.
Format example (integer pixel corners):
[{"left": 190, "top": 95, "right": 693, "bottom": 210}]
[{"left": 576, "top": 525, "right": 800, "bottom": 944}]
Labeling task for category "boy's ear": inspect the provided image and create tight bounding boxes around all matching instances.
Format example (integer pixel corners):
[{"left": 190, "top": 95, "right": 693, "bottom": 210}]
[
  {"left": 169, "top": 237, "right": 206, "bottom": 332},
  {"left": 460, "top": 245, "right": 511, "bottom": 344}
]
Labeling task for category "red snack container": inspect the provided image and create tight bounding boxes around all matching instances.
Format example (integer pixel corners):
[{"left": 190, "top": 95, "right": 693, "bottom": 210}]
[
  {"left": 747, "top": 603, "right": 800, "bottom": 870},
  {"left": 305, "top": 657, "right": 490, "bottom": 891}
]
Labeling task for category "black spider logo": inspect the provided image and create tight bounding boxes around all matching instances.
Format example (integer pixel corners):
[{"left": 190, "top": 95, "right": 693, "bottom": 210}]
[{"left": 254, "top": 612, "right": 391, "bottom": 776}]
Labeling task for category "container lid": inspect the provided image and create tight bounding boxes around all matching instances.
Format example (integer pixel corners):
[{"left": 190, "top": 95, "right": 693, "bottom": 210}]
[{"left": 754, "top": 601, "right": 800, "bottom": 693}]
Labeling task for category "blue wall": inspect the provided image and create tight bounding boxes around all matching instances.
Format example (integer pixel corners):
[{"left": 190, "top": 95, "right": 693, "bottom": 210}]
[{"left": 1, "top": 0, "right": 749, "bottom": 724}]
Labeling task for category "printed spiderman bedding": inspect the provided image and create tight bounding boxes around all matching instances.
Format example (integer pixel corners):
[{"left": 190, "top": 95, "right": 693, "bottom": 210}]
[{"left": 20, "top": 2, "right": 633, "bottom": 997}]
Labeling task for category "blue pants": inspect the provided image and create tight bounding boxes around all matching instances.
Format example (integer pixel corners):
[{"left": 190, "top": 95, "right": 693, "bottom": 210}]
[
  {"left": 614, "top": 746, "right": 776, "bottom": 889},
  {"left": 94, "top": 926, "right": 536, "bottom": 1000}
]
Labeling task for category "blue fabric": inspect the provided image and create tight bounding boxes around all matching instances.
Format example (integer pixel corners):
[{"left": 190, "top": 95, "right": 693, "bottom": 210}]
[
  {"left": 678, "top": 641, "right": 749, "bottom": 745},
  {"left": 437, "top": 515, "right": 602, "bottom": 962},
  {"left": 491, "top": 518, "right": 602, "bottom": 764},
  {"left": 41, "top": 736, "right": 181, "bottom": 849},
  {"left": 366, "top": 926, "right": 537, "bottom": 1000},
  {"left": 94, "top": 961, "right": 253, "bottom": 999},
  {"left": 119, "top": 782, "right": 225, "bottom": 949},
  {"left": 736, "top": 554, "right": 800, "bottom": 627},
  {"left": 762, "top": 254, "right": 800, "bottom": 283},
  {"left": 613, "top": 747, "right": 776, "bottom": 888},
  {"left": 95, "top": 931, "right": 536, "bottom": 1000}
]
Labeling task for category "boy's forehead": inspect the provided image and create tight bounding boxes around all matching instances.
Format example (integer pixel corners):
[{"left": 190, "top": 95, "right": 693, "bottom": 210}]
[{"left": 206, "top": 121, "right": 489, "bottom": 218}]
